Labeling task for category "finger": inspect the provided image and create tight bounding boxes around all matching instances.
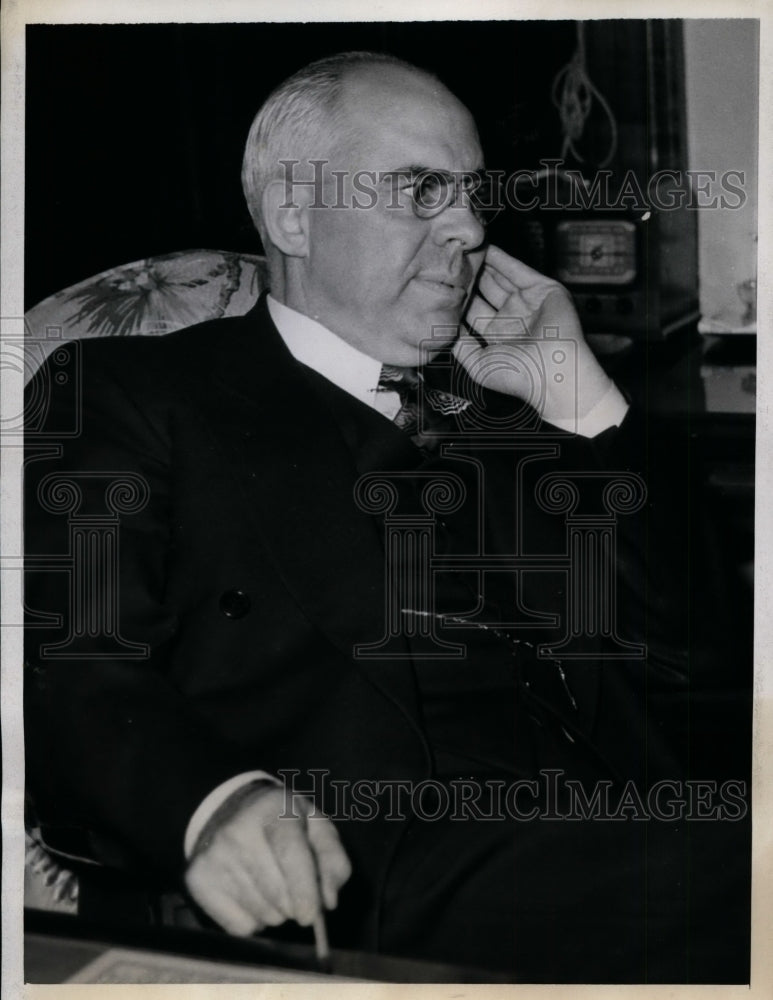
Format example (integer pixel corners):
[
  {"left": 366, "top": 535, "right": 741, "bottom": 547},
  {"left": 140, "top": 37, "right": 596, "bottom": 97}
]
[
  {"left": 187, "top": 828, "right": 289, "bottom": 929},
  {"left": 481, "top": 263, "right": 566, "bottom": 330},
  {"left": 477, "top": 268, "right": 513, "bottom": 310},
  {"left": 462, "top": 293, "right": 496, "bottom": 338},
  {"left": 237, "top": 829, "right": 295, "bottom": 919},
  {"left": 219, "top": 855, "right": 288, "bottom": 927},
  {"left": 478, "top": 273, "right": 546, "bottom": 326},
  {"left": 185, "top": 865, "right": 261, "bottom": 936},
  {"left": 480, "top": 259, "right": 522, "bottom": 298},
  {"left": 306, "top": 816, "right": 352, "bottom": 910},
  {"left": 200, "top": 804, "right": 295, "bottom": 920},
  {"left": 483, "top": 264, "right": 554, "bottom": 318},
  {"left": 485, "top": 244, "right": 556, "bottom": 287},
  {"left": 269, "top": 822, "right": 323, "bottom": 926}
]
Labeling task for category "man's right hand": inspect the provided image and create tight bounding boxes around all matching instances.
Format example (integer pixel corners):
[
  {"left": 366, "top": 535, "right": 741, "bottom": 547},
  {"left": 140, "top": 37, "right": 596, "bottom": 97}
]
[{"left": 184, "top": 784, "right": 352, "bottom": 936}]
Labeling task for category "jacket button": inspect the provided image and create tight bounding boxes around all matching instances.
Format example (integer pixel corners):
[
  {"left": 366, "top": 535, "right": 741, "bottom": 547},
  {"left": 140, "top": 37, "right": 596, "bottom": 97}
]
[{"left": 219, "top": 589, "right": 251, "bottom": 619}]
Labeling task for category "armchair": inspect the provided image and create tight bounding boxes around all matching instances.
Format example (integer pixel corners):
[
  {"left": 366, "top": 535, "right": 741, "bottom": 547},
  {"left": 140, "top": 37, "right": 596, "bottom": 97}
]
[{"left": 24, "top": 249, "right": 268, "bottom": 912}]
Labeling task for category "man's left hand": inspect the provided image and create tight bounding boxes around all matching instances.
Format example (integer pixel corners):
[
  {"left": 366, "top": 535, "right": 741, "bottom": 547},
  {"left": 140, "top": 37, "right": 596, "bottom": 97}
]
[{"left": 454, "top": 245, "right": 613, "bottom": 427}]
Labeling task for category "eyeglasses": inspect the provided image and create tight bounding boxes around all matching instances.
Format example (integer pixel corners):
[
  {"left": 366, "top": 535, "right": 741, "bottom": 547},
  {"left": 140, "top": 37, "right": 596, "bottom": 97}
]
[{"left": 400, "top": 169, "right": 503, "bottom": 226}]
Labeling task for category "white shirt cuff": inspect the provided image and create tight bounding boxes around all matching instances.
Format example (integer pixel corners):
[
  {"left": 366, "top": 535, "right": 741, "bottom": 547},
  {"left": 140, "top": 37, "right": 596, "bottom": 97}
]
[
  {"left": 546, "top": 382, "right": 629, "bottom": 438},
  {"left": 184, "top": 770, "right": 280, "bottom": 860}
]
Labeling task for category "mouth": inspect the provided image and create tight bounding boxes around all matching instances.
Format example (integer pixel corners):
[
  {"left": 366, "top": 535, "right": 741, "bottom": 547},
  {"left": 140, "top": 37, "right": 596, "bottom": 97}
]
[{"left": 414, "top": 275, "right": 467, "bottom": 303}]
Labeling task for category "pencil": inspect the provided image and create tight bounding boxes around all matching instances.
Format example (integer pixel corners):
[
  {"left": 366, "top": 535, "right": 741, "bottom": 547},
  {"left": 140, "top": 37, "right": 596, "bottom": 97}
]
[{"left": 312, "top": 909, "right": 332, "bottom": 973}]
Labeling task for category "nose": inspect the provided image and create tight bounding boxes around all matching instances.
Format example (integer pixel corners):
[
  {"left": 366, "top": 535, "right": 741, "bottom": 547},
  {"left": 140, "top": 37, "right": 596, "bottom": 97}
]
[{"left": 430, "top": 200, "right": 486, "bottom": 253}]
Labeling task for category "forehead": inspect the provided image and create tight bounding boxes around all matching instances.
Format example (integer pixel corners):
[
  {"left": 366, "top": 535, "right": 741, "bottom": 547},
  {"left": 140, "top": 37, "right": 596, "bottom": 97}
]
[{"left": 336, "top": 65, "right": 484, "bottom": 173}]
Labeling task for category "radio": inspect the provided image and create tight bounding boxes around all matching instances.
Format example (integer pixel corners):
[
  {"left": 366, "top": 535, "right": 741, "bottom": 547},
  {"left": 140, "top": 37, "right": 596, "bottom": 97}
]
[
  {"left": 520, "top": 209, "right": 699, "bottom": 340},
  {"left": 504, "top": 19, "right": 700, "bottom": 341}
]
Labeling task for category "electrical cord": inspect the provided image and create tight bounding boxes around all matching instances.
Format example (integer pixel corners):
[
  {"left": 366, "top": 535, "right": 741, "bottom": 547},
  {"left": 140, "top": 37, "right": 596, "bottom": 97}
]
[{"left": 551, "top": 22, "right": 618, "bottom": 168}]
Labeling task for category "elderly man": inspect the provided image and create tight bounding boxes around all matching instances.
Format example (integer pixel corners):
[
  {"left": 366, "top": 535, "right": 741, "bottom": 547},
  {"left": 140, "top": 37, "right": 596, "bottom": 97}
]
[{"left": 25, "top": 52, "right": 747, "bottom": 981}]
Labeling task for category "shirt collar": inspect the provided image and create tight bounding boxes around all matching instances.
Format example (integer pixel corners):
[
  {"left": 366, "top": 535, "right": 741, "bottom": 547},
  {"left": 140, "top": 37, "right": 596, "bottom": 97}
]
[{"left": 266, "top": 294, "right": 385, "bottom": 410}]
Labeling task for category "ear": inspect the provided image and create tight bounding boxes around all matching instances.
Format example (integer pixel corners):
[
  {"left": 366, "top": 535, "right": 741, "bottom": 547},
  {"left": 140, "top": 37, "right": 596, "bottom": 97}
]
[{"left": 261, "top": 179, "right": 310, "bottom": 258}]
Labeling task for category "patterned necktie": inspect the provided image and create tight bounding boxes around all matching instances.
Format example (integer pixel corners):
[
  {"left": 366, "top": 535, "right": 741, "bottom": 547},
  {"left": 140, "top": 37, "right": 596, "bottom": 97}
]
[{"left": 377, "top": 364, "right": 471, "bottom": 452}]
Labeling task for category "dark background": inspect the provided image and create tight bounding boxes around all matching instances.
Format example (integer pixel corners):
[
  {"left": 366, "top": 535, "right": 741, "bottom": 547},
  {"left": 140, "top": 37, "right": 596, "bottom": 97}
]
[{"left": 25, "top": 20, "right": 655, "bottom": 309}]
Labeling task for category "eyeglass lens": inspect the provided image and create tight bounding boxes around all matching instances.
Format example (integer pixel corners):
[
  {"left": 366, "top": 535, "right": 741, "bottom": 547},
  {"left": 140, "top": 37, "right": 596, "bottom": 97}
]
[{"left": 413, "top": 170, "right": 502, "bottom": 224}]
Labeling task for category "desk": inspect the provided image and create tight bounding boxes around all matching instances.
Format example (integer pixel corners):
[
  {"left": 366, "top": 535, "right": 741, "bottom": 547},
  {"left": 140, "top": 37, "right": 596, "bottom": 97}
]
[{"left": 25, "top": 909, "right": 516, "bottom": 984}]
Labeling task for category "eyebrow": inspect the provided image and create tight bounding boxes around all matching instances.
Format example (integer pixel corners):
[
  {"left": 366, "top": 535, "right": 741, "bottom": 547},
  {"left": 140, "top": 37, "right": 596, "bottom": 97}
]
[
  {"left": 382, "top": 165, "right": 429, "bottom": 180},
  {"left": 384, "top": 164, "right": 487, "bottom": 179}
]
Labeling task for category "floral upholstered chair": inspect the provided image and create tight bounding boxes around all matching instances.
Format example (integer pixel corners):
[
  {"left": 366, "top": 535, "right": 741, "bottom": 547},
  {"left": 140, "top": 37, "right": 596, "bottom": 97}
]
[
  {"left": 24, "top": 249, "right": 268, "bottom": 912},
  {"left": 24, "top": 249, "right": 268, "bottom": 383}
]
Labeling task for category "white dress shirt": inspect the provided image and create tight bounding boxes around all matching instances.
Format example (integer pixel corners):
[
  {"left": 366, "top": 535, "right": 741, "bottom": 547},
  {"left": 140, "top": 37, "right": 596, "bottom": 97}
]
[
  {"left": 184, "top": 294, "right": 629, "bottom": 857},
  {"left": 266, "top": 295, "right": 405, "bottom": 421}
]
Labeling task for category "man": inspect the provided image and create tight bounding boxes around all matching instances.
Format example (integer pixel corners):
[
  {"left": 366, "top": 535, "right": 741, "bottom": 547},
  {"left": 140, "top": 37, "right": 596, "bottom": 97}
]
[{"left": 25, "top": 52, "right": 748, "bottom": 981}]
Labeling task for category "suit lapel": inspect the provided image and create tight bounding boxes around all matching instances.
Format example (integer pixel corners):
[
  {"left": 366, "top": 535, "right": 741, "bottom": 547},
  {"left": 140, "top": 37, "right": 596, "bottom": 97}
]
[
  {"left": 194, "top": 295, "right": 603, "bottom": 759},
  {"left": 198, "top": 296, "right": 421, "bottom": 716}
]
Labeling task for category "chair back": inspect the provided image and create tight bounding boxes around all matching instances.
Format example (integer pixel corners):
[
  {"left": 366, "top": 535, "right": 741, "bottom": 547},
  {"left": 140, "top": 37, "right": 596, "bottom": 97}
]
[{"left": 24, "top": 249, "right": 268, "bottom": 383}]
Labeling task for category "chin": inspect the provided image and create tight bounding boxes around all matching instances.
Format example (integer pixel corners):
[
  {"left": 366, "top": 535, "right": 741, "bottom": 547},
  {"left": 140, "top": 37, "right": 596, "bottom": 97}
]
[
  {"left": 418, "top": 303, "right": 463, "bottom": 335},
  {"left": 425, "top": 313, "right": 462, "bottom": 352},
  {"left": 379, "top": 310, "right": 461, "bottom": 365},
  {"left": 402, "top": 332, "right": 458, "bottom": 367}
]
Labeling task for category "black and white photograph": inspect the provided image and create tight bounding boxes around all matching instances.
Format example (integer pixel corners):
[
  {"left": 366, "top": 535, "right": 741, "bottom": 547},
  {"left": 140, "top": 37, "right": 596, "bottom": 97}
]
[{"left": 2, "top": 2, "right": 769, "bottom": 993}]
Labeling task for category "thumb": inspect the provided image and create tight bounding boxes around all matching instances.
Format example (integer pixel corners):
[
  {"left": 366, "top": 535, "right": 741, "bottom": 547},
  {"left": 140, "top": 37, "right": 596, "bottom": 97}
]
[{"left": 453, "top": 330, "right": 485, "bottom": 373}]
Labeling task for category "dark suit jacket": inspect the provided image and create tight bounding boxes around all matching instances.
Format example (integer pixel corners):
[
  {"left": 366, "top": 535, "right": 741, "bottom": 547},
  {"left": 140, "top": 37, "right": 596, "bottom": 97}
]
[{"left": 24, "top": 294, "right": 746, "bottom": 957}]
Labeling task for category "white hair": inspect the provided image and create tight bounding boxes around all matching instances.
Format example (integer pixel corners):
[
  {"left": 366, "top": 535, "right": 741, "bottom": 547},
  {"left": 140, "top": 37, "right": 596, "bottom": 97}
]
[{"left": 240, "top": 51, "right": 430, "bottom": 237}]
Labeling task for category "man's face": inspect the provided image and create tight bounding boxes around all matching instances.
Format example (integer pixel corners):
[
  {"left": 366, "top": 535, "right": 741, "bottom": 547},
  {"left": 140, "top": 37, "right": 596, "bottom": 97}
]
[{"left": 298, "top": 66, "right": 487, "bottom": 366}]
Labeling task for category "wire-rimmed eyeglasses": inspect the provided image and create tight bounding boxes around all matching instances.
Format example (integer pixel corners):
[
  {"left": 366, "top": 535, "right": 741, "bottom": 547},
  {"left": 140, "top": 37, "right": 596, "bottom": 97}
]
[{"left": 400, "top": 168, "right": 504, "bottom": 226}]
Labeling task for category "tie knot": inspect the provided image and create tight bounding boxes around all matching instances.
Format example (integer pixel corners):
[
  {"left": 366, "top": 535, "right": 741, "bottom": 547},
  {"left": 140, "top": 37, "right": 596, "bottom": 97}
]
[
  {"left": 376, "top": 363, "right": 472, "bottom": 452},
  {"left": 377, "top": 364, "right": 422, "bottom": 397}
]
